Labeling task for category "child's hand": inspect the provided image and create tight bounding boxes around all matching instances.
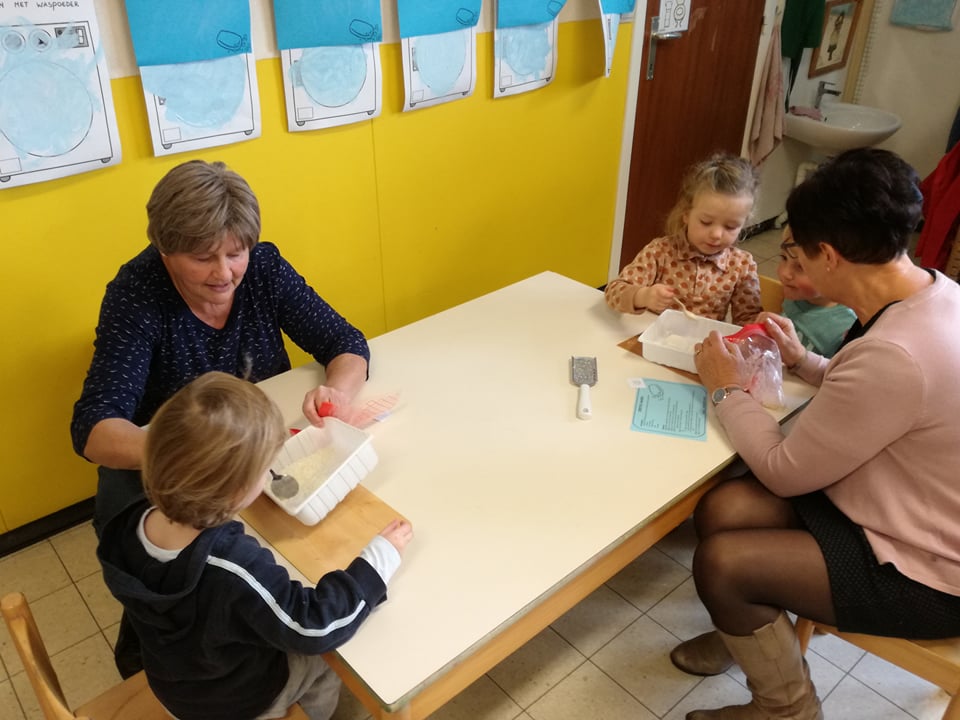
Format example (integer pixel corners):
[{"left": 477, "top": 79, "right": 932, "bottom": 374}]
[
  {"left": 758, "top": 312, "right": 806, "bottom": 367},
  {"left": 379, "top": 519, "right": 413, "bottom": 555},
  {"left": 637, "top": 284, "right": 677, "bottom": 313}
]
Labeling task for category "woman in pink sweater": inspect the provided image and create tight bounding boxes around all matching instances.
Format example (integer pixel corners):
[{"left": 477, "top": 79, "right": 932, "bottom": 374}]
[{"left": 673, "top": 148, "right": 960, "bottom": 720}]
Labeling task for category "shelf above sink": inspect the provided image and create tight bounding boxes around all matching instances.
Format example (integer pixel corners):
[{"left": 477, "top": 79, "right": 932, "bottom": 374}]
[{"left": 784, "top": 102, "right": 901, "bottom": 153}]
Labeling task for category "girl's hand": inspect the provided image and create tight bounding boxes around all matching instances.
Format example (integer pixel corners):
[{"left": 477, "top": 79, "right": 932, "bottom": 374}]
[
  {"left": 757, "top": 313, "right": 806, "bottom": 368},
  {"left": 379, "top": 519, "right": 414, "bottom": 555},
  {"left": 637, "top": 284, "right": 678, "bottom": 313}
]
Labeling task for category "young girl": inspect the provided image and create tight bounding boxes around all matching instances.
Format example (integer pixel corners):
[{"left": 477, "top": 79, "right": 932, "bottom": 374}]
[
  {"left": 98, "top": 372, "right": 413, "bottom": 720},
  {"left": 775, "top": 225, "right": 855, "bottom": 357},
  {"left": 605, "top": 153, "right": 763, "bottom": 324}
]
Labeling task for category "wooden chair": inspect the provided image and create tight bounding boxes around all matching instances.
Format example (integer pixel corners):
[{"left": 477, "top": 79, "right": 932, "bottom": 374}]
[
  {"left": 759, "top": 274, "right": 784, "bottom": 314},
  {"left": 796, "top": 617, "right": 960, "bottom": 719},
  {"left": 1, "top": 592, "right": 309, "bottom": 720}
]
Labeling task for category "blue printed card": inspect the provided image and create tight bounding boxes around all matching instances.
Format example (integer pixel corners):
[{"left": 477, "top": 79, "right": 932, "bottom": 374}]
[{"left": 631, "top": 379, "right": 708, "bottom": 441}]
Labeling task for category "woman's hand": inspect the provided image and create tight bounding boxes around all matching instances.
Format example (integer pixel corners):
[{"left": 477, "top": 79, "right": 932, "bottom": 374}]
[
  {"left": 636, "top": 284, "right": 677, "bottom": 313},
  {"left": 757, "top": 312, "right": 806, "bottom": 369},
  {"left": 302, "top": 385, "right": 352, "bottom": 426},
  {"left": 693, "top": 331, "right": 752, "bottom": 393},
  {"left": 379, "top": 518, "right": 414, "bottom": 555}
]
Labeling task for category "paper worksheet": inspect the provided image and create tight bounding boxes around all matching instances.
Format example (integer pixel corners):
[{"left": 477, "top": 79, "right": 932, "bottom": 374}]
[
  {"left": 598, "top": 0, "right": 636, "bottom": 77},
  {"left": 274, "top": 0, "right": 384, "bottom": 132},
  {"left": 125, "top": 0, "right": 261, "bottom": 156},
  {"left": 631, "top": 379, "right": 708, "bottom": 441},
  {"left": 0, "top": 0, "right": 121, "bottom": 188}
]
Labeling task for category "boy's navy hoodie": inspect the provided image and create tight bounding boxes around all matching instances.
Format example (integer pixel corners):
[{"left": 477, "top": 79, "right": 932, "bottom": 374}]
[{"left": 97, "top": 498, "right": 389, "bottom": 720}]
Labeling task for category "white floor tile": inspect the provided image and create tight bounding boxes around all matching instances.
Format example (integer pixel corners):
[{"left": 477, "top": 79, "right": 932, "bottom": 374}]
[
  {"left": 646, "top": 577, "right": 714, "bottom": 641},
  {"left": 850, "top": 652, "right": 950, "bottom": 719},
  {"left": 550, "top": 585, "right": 641, "bottom": 658},
  {"left": 606, "top": 548, "right": 689, "bottom": 613},
  {"left": 821, "top": 674, "right": 915, "bottom": 719},
  {"left": 49, "top": 522, "right": 100, "bottom": 582},
  {"left": 488, "top": 627, "right": 586, "bottom": 709},
  {"left": 427, "top": 674, "right": 521, "bottom": 720},
  {"left": 527, "top": 661, "right": 657, "bottom": 720}
]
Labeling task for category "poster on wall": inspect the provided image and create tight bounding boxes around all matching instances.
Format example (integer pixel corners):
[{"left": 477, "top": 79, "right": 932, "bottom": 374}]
[
  {"left": 808, "top": 0, "right": 862, "bottom": 77},
  {"left": 274, "top": 0, "right": 384, "bottom": 132},
  {"left": 494, "top": 0, "right": 567, "bottom": 98},
  {"left": 124, "top": 0, "right": 261, "bottom": 156},
  {"left": 598, "top": 0, "right": 636, "bottom": 77},
  {"left": 396, "top": 0, "right": 480, "bottom": 111},
  {"left": 0, "top": 0, "right": 121, "bottom": 189}
]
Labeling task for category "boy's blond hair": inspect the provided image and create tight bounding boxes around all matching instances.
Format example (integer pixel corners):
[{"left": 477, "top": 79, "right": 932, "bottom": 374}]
[
  {"left": 143, "top": 372, "right": 287, "bottom": 528},
  {"left": 665, "top": 153, "right": 760, "bottom": 238},
  {"left": 146, "top": 160, "right": 261, "bottom": 255}
]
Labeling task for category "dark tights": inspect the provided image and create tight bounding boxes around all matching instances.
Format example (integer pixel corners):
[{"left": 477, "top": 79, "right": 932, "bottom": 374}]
[{"left": 692, "top": 476, "right": 837, "bottom": 636}]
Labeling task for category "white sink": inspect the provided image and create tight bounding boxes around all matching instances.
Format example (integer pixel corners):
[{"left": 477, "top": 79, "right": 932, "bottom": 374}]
[{"left": 784, "top": 102, "right": 901, "bottom": 153}]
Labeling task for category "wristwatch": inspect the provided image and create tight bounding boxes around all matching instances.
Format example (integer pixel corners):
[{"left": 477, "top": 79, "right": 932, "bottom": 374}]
[{"left": 711, "top": 385, "right": 744, "bottom": 406}]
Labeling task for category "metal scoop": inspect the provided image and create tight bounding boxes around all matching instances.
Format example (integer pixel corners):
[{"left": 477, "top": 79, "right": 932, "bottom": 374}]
[
  {"left": 269, "top": 469, "right": 299, "bottom": 499},
  {"left": 571, "top": 356, "right": 598, "bottom": 420}
]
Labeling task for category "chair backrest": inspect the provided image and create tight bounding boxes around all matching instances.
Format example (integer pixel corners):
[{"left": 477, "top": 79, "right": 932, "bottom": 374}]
[
  {"left": 797, "top": 618, "right": 960, "bottom": 720},
  {"left": 759, "top": 274, "right": 784, "bottom": 314},
  {"left": 1, "top": 592, "right": 76, "bottom": 720}
]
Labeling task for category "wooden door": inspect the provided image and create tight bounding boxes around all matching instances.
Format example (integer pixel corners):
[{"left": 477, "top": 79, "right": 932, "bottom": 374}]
[{"left": 619, "top": 0, "right": 766, "bottom": 270}]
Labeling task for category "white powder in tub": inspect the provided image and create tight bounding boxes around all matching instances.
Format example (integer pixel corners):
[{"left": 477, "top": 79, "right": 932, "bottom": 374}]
[
  {"left": 660, "top": 334, "right": 697, "bottom": 353},
  {"left": 281, "top": 448, "right": 334, "bottom": 494}
]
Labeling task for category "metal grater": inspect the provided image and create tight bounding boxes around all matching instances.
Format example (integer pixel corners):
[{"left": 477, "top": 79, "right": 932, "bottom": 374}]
[{"left": 570, "top": 356, "right": 597, "bottom": 420}]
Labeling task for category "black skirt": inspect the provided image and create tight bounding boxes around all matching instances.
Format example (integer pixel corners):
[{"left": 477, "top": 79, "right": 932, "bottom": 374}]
[{"left": 790, "top": 491, "right": 960, "bottom": 639}]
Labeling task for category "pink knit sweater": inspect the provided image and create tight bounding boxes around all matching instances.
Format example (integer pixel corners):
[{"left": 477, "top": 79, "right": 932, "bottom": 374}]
[{"left": 717, "top": 272, "right": 960, "bottom": 596}]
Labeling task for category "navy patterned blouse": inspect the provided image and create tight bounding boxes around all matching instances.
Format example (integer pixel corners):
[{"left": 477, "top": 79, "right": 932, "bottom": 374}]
[{"left": 71, "top": 242, "right": 369, "bottom": 458}]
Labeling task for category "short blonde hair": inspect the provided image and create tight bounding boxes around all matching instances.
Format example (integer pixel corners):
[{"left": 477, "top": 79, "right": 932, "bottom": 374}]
[
  {"left": 143, "top": 372, "right": 286, "bottom": 529},
  {"left": 146, "top": 160, "right": 261, "bottom": 255},
  {"left": 665, "top": 153, "right": 760, "bottom": 237}
]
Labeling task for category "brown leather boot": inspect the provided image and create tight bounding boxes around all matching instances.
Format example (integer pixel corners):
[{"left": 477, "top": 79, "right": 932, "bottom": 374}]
[
  {"left": 685, "top": 613, "right": 822, "bottom": 720},
  {"left": 671, "top": 631, "right": 734, "bottom": 675}
]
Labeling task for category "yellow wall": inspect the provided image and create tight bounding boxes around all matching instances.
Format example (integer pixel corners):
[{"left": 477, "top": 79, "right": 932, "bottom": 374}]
[{"left": 0, "top": 21, "right": 631, "bottom": 532}]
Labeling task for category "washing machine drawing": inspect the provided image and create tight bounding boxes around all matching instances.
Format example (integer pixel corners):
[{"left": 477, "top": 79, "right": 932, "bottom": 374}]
[
  {"left": 140, "top": 52, "right": 259, "bottom": 155},
  {"left": 0, "top": 20, "right": 119, "bottom": 185},
  {"left": 403, "top": 27, "right": 475, "bottom": 111},
  {"left": 282, "top": 44, "right": 380, "bottom": 132}
]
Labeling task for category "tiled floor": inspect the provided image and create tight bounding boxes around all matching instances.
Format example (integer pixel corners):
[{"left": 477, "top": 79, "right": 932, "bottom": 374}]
[
  {"left": 0, "top": 233, "right": 946, "bottom": 719},
  {"left": 0, "top": 516, "right": 950, "bottom": 720}
]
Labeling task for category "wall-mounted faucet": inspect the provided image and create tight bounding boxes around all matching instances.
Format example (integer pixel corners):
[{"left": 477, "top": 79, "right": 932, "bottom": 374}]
[{"left": 815, "top": 80, "right": 842, "bottom": 110}]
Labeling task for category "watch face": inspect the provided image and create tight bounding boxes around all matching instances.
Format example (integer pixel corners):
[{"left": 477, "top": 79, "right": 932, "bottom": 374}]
[{"left": 711, "top": 387, "right": 727, "bottom": 405}]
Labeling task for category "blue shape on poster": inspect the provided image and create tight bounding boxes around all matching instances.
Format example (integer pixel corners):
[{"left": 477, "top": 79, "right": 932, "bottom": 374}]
[
  {"left": 141, "top": 55, "right": 247, "bottom": 127},
  {"left": 397, "top": 0, "right": 481, "bottom": 39},
  {"left": 600, "top": 0, "right": 636, "bottom": 13},
  {"left": 297, "top": 46, "right": 367, "bottom": 107},
  {"left": 415, "top": 30, "right": 466, "bottom": 94},
  {"left": 125, "top": 0, "right": 251, "bottom": 66},
  {"left": 499, "top": 25, "right": 551, "bottom": 78},
  {"left": 497, "top": 0, "right": 568, "bottom": 29},
  {"left": 274, "top": 0, "right": 383, "bottom": 50}
]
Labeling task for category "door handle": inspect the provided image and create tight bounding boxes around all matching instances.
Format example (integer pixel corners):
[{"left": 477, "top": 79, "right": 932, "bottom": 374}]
[{"left": 646, "top": 16, "right": 682, "bottom": 80}]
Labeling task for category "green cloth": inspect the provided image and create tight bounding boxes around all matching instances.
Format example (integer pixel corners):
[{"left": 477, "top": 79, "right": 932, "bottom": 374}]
[
  {"left": 781, "top": 0, "right": 827, "bottom": 59},
  {"left": 783, "top": 299, "right": 856, "bottom": 357}
]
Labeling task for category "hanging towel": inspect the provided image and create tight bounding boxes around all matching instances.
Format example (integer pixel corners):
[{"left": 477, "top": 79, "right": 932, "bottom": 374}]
[
  {"left": 781, "top": 0, "right": 826, "bottom": 101},
  {"left": 750, "top": 21, "right": 785, "bottom": 166},
  {"left": 916, "top": 140, "right": 960, "bottom": 270},
  {"left": 890, "top": 0, "right": 957, "bottom": 31}
]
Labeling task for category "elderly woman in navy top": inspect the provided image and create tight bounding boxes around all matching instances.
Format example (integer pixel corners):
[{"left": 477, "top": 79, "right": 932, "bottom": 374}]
[{"left": 72, "top": 159, "right": 370, "bottom": 533}]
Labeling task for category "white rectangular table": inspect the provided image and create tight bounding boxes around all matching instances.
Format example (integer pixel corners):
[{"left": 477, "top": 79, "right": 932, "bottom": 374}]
[{"left": 246, "top": 271, "right": 814, "bottom": 719}]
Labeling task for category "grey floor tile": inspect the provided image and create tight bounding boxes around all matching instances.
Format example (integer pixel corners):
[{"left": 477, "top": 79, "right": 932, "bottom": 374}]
[
  {"left": 646, "top": 577, "right": 714, "bottom": 642},
  {"left": 0, "top": 543, "right": 71, "bottom": 602},
  {"left": 550, "top": 585, "right": 641, "bottom": 658},
  {"left": 741, "top": 229, "right": 784, "bottom": 261},
  {"left": 0, "top": 679, "right": 25, "bottom": 720},
  {"left": 849, "top": 652, "right": 950, "bottom": 718},
  {"left": 75, "top": 571, "right": 123, "bottom": 630},
  {"left": 606, "top": 548, "right": 689, "bottom": 613},
  {"left": 527, "top": 661, "right": 656, "bottom": 720},
  {"left": 330, "top": 684, "right": 372, "bottom": 720},
  {"left": 805, "top": 631, "right": 867, "bottom": 672},
  {"left": 757, "top": 256, "right": 781, "bottom": 279},
  {"left": 488, "top": 627, "right": 586, "bottom": 710},
  {"left": 427, "top": 674, "right": 521, "bottom": 720},
  {"left": 653, "top": 516, "right": 697, "bottom": 571},
  {"left": 0, "top": 585, "right": 98, "bottom": 676},
  {"left": 49, "top": 522, "right": 100, "bottom": 582},
  {"left": 592, "top": 615, "right": 700, "bottom": 716},
  {"left": 821, "top": 674, "right": 915, "bottom": 719},
  {"left": 661, "top": 673, "right": 749, "bottom": 720}
]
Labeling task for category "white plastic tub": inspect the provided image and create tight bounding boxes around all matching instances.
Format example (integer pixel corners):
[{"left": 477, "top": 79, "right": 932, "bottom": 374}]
[
  {"left": 638, "top": 309, "right": 740, "bottom": 373},
  {"left": 263, "top": 418, "right": 378, "bottom": 526}
]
